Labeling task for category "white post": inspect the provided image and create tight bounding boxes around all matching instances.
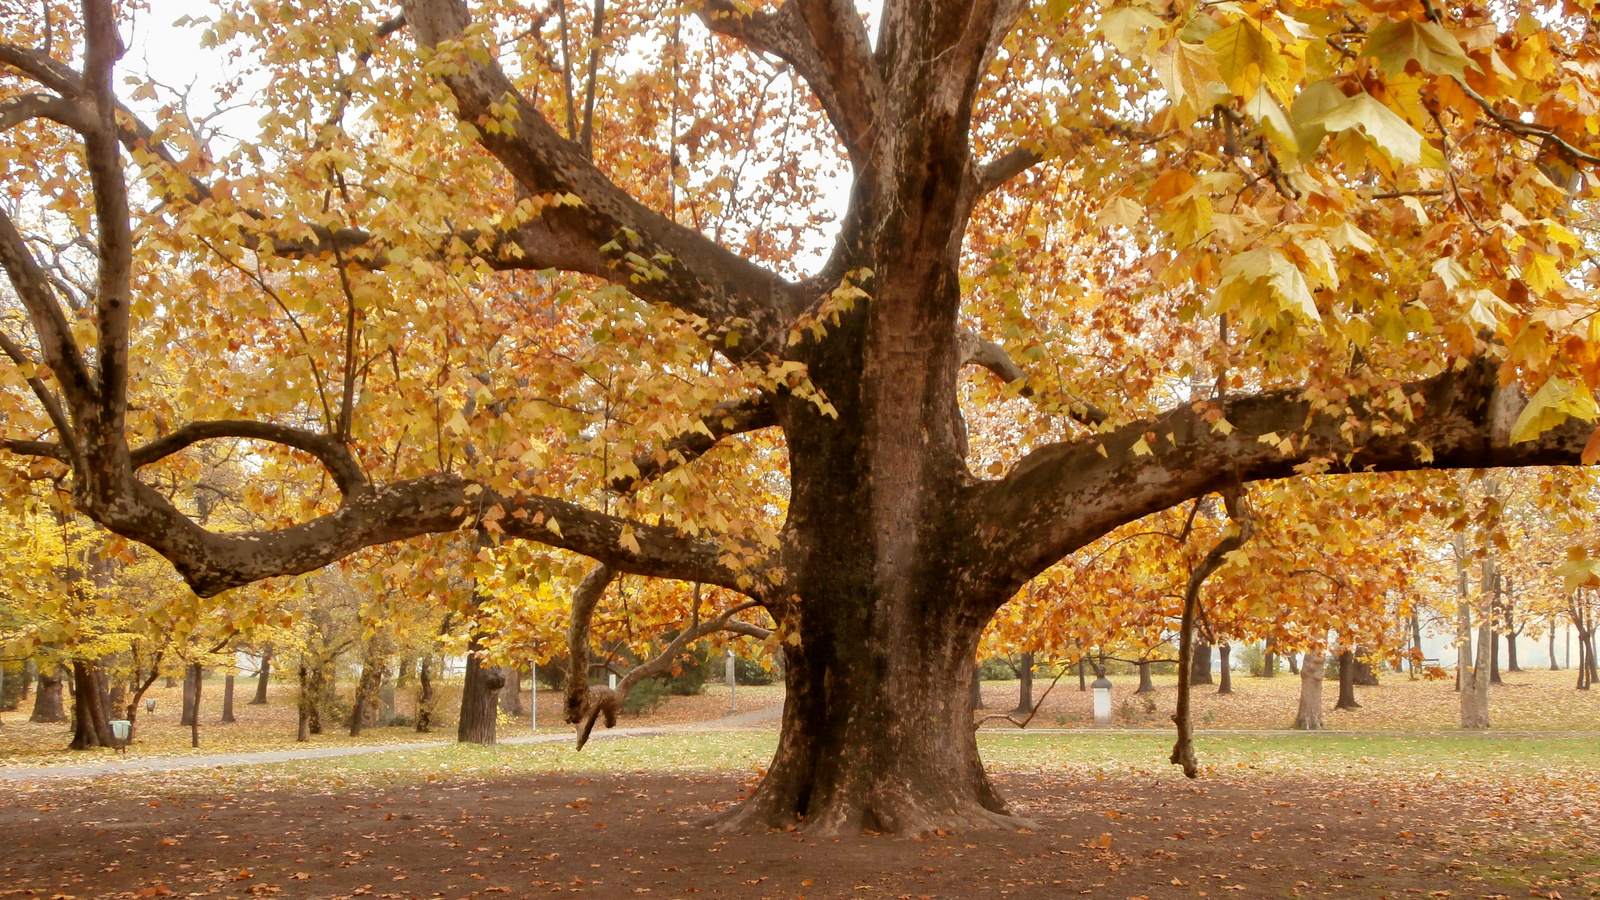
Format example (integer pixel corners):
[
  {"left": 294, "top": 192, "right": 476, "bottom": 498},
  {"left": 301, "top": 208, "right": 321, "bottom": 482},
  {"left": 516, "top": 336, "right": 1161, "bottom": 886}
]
[
  {"left": 726, "top": 649, "right": 736, "bottom": 713},
  {"left": 609, "top": 670, "right": 617, "bottom": 690},
  {"left": 530, "top": 659, "right": 536, "bottom": 732}
]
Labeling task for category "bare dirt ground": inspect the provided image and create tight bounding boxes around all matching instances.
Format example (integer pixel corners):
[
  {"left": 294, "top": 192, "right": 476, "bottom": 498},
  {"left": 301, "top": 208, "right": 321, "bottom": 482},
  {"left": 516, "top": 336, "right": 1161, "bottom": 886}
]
[{"left": 2, "top": 768, "right": 1594, "bottom": 900}]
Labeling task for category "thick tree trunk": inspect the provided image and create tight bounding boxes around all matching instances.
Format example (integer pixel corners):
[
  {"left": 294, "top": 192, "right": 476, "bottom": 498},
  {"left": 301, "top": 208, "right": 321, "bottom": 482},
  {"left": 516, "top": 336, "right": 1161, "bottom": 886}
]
[
  {"left": 221, "top": 673, "right": 235, "bottom": 723},
  {"left": 251, "top": 647, "right": 271, "bottom": 704},
  {"left": 69, "top": 659, "right": 115, "bottom": 749},
  {"left": 1335, "top": 650, "right": 1361, "bottom": 710},
  {"left": 1216, "top": 644, "right": 1232, "bottom": 695},
  {"left": 1190, "top": 637, "right": 1213, "bottom": 685},
  {"left": 349, "top": 645, "right": 385, "bottom": 737},
  {"left": 717, "top": 639, "right": 1016, "bottom": 837},
  {"left": 1135, "top": 660, "right": 1155, "bottom": 694},
  {"left": 458, "top": 643, "right": 505, "bottom": 745},
  {"left": 1293, "top": 648, "right": 1326, "bottom": 730},
  {"left": 1262, "top": 638, "right": 1277, "bottom": 678},
  {"left": 1010, "top": 652, "right": 1033, "bottom": 715},
  {"left": 31, "top": 669, "right": 65, "bottom": 723},
  {"left": 180, "top": 665, "right": 199, "bottom": 727}
]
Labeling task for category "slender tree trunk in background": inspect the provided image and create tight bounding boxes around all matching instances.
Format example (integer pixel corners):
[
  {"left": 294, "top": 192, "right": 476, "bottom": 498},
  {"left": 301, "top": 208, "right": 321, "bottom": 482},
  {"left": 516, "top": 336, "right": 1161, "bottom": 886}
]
[
  {"left": 22, "top": 660, "right": 34, "bottom": 700},
  {"left": 68, "top": 659, "right": 115, "bottom": 749},
  {"left": 1077, "top": 655, "right": 1087, "bottom": 692},
  {"left": 31, "top": 669, "right": 65, "bottom": 723},
  {"left": 188, "top": 662, "right": 203, "bottom": 748},
  {"left": 180, "top": 664, "right": 199, "bottom": 727},
  {"left": 296, "top": 661, "right": 311, "bottom": 742},
  {"left": 251, "top": 647, "right": 271, "bottom": 704},
  {"left": 1489, "top": 621, "right": 1502, "bottom": 685},
  {"left": 969, "top": 667, "right": 983, "bottom": 710},
  {"left": 1504, "top": 603, "right": 1521, "bottom": 673},
  {"left": 458, "top": 639, "right": 505, "bottom": 745},
  {"left": 1135, "top": 660, "right": 1155, "bottom": 694},
  {"left": 1287, "top": 651, "right": 1299, "bottom": 675},
  {"left": 1216, "top": 644, "right": 1232, "bottom": 695},
  {"left": 1262, "top": 638, "right": 1277, "bottom": 678},
  {"left": 417, "top": 655, "right": 435, "bottom": 732},
  {"left": 1335, "top": 650, "right": 1361, "bottom": 710},
  {"left": 221, "top": 673, "right": 235, "bottom": 723},
  {"left": 1191, "top": 636, "right": 1213, "bottom": 685},
  {"left": 1293, "top": 647, "right": 1326, "bottom": 730},
  {"left": 502, "top": 666, "right": 525, "bottom": 718},
  {"left": 1411, "top": 609, "right": 1425, "bottom": 679},
  {"left": 1550, "top": 627, "right": 1560, "bottom": 671},
  {"left": 1011, "top": 652, "right": 1034, "bottom": 715}
]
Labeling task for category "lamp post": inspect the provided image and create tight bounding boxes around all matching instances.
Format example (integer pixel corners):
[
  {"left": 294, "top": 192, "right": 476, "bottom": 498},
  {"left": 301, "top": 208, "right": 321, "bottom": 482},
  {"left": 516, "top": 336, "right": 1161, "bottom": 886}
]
[
  {"left": 1091, "top": 668, "right": 1113, "bottom": 727},
  {"left": 529, "top": 658, "right": 536, "bottom": 733},
  {"left": 726, "top": 649, "right": 736, "bottom": 714}
]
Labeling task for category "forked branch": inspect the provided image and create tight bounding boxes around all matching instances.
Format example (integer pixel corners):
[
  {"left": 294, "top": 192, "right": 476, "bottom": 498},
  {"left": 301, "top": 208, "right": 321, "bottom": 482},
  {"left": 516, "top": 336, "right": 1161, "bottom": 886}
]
[{"left": 566, "top": 567, "right": 769, "bottom": 748}]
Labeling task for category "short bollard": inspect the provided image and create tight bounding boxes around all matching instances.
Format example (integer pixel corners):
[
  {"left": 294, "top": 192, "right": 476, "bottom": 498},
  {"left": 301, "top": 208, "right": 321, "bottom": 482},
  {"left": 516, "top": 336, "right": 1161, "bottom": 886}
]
[
  {"left": 1091, "top": 671, "right": 1113, "bottom": 727},
  {"left": 109, "top": 719, "right": 132, "bottom": 752}
]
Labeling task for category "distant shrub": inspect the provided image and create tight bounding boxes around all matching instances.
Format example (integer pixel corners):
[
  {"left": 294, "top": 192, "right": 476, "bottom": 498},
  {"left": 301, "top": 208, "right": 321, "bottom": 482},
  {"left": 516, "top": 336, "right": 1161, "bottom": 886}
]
[
  {"left": 387, "top": 713, "right": 413, "bottom": 727},
  {"left": 978, "top": 657, "right": 1017, "bottom": 681},
  {"left": 1234, "top": 642, "right": 1267, "bottom": 676},
  {"left": 734, "top": 654, "right": 780, "bottom": 685},
  {"left": 622, "top": 678, "right": 670, "bottom": 715}
]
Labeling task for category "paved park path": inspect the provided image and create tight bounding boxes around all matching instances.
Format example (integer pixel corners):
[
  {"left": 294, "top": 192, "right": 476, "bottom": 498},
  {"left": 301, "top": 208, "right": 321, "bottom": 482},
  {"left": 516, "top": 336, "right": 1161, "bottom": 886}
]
[{"left": 0, "top": 701, "right": 785, "bottom": 784}]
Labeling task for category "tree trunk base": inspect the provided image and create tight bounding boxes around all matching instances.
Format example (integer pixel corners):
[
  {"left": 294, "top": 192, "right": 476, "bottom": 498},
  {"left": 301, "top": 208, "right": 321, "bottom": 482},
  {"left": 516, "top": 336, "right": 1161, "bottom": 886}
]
[{"left": 705, "top": 782, "right": 1038, "bottom": 838}]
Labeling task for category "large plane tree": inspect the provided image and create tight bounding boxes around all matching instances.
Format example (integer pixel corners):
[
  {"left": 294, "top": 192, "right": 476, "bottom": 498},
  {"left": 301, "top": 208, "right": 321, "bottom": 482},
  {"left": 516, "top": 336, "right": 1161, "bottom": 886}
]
[{"left": 4, "top": 0, "right": 1600, "bottom": 834}]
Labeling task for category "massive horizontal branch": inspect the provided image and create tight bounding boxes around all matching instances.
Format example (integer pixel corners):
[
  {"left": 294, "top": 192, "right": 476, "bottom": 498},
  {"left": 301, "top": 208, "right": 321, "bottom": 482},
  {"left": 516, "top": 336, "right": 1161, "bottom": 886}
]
[
  {"left": 130, "top": 420, "right": 367, "bottom": 496},
  {"left": 93, "top": 470, "right": 755, "bottom": 599},
  {"left": 608, "top": 395, "right": 778, "bottom": 493},
  {"left": 974, "top": 356, "right": 1590, "bottom": 601}
]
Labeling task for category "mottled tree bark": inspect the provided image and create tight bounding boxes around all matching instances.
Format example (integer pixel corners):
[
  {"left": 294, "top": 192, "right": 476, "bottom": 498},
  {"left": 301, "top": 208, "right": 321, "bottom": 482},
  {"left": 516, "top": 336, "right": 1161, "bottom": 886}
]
[
  {"left": 68, "top": 659, "right": 115, "bottom": 749},
  {"left": 1293, "top": 648, "right": 1327, "bottom": 730},
  {"left": 458, "top": 639, "right": 505, "bottom": 746}
]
